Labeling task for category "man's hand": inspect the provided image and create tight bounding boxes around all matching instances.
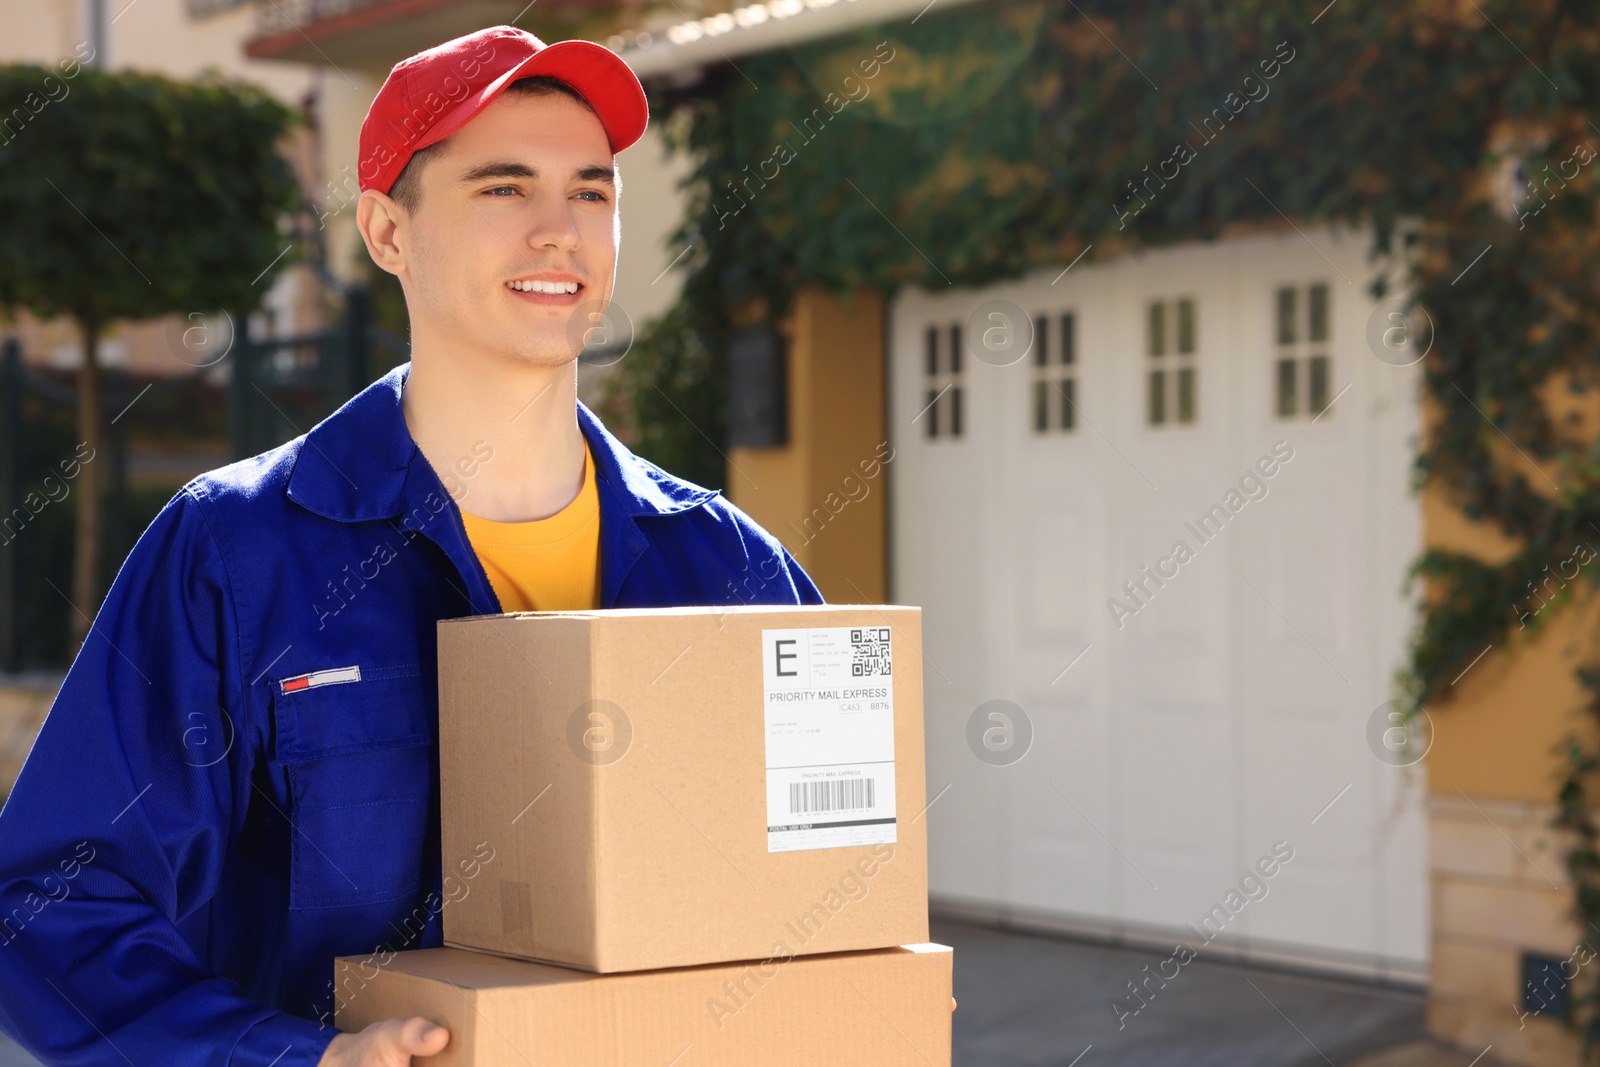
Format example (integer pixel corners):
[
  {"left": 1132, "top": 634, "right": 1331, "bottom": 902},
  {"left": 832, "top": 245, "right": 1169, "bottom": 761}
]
[
  {"left": 315, "top": 999, "right": 943, "bottom": 1062},
  {"left": 317, "top": 1017, "right": 450, "bottom": 1066}
]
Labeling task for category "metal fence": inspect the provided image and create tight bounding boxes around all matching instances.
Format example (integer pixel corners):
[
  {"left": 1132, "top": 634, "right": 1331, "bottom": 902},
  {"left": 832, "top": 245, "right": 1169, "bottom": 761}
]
[{"left": 0, "top": 286, "right": 405, "bottom": 671}]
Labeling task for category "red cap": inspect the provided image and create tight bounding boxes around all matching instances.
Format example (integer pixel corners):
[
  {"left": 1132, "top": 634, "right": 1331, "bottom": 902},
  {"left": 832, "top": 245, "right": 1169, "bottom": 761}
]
[{"left": 357, "top": 25, "right": 649, "bottom": 196}]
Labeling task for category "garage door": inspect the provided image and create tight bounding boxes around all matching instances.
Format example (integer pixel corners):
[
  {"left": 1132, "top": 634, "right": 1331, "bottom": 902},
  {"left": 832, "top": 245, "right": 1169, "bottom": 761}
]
[{"left": 889, "top": 226, "right": 1427, "bottom": 982}]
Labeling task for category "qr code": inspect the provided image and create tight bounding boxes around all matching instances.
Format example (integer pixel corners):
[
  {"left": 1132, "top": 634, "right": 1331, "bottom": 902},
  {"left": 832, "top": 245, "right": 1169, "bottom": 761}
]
[{"left": 849, "top": 626, "right": 892, "bottom": 677}]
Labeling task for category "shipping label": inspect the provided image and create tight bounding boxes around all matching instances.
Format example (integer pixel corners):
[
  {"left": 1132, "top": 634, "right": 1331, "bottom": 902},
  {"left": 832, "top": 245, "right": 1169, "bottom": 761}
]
[{"left": 762, "top": 625, "right": 896, "bottom": 852}]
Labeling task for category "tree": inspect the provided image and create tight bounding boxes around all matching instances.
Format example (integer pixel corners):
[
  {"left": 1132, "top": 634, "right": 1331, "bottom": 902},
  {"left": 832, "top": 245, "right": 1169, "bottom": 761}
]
[{"left": 0, "top": 62, "right": 301, "bottom": 648}]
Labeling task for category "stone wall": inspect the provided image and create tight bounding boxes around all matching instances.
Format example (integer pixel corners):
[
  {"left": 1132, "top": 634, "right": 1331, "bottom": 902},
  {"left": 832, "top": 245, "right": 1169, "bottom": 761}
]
[{"left": 1428, "top": 794, "right": 1582, "bottom": 1065}]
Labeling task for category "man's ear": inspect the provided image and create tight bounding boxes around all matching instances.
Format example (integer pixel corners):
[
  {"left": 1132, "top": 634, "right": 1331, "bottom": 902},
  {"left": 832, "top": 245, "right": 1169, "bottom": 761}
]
[{"left": 356, "top": 190, "right": 407, "bottom": 277}]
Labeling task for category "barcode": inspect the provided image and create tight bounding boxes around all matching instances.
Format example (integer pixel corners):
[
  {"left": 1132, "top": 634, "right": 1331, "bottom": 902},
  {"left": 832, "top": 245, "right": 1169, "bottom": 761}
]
[
  {"left": 789, "top": 778, "right": 875, "bottom": 814},
  {"left": 850, "top": 626, "right": 892, "bottom": 677}
]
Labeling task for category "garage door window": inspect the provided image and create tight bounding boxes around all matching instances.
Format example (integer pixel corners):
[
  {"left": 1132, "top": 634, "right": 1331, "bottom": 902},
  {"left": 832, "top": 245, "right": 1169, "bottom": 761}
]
[
  {"left": 1274, "top": 282, "right": 1332, "bottom": 420},
  {"left": 1031, "top": 311, "right": 1077, "bottom": 434},
  {"left": 923, "top": 322, "right": 965, "bottom": 439},
  {"left": 1147, "top": 297, "right": 1197, "bottom": 426}
]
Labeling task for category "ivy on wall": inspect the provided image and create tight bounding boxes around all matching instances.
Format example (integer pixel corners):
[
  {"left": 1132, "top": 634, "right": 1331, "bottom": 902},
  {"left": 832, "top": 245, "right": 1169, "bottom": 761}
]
[{"left": 607, "top": 0, "right": 1600, "bottom": 1047}]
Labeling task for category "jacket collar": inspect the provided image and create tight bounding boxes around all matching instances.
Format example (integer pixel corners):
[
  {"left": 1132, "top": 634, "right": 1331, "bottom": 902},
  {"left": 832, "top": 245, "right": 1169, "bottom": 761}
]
[{"left": 285, "top": 362, "right": 719, "bottom": 524}]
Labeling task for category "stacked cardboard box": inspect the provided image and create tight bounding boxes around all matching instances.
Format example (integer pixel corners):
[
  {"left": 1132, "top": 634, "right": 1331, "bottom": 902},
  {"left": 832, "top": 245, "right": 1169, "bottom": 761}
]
[{"left": 336, "top": 604, "right": 951, "bottom": 1065}]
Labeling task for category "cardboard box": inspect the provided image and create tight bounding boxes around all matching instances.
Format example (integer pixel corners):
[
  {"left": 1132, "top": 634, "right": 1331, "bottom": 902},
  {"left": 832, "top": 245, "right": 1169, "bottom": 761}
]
[
  {"left": 334, "top": 943, "right": 953, "bottom": 1066},
  {"left": 437, "top": 604, "right": 928, "bottom": 972}
]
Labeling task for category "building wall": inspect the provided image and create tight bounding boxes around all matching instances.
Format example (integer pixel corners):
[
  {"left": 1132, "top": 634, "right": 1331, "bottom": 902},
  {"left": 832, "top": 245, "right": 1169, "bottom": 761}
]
[
  {"left": 611, "top": 124, "right": 694, "bottom": 337},
  {"left": 1421, "top": 383, "right": 1600, "bottom": 1065},
  {"left": 0, "top": 0, "right": 315, "bottom": 100},
  {"left": 726, "top": 286, "right": 889, "bottom": 604},
  {"left": 315, "top": 65, "right": 385, "bottom": 286},
  {"left": 1428, "top": 792, "right": 1585, "bottom": 1065}
]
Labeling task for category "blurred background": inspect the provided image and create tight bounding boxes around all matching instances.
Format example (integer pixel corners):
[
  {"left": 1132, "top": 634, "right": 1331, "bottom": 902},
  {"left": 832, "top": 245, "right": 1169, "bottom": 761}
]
[{"left": 2, "top": 1, "right": 1596, "bottom": 1064}]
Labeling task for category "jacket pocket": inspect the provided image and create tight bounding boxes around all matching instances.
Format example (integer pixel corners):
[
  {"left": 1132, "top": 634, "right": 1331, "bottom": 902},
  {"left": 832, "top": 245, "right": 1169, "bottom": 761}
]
[{"left": 270, "top": 663, "right": 435, "bottom": 910}]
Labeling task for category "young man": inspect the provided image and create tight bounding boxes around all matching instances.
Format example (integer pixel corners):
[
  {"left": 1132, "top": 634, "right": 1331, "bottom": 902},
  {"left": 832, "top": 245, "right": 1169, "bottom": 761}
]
[{"left": 0, "top": 26, "right": 822, "bottom": 1066}]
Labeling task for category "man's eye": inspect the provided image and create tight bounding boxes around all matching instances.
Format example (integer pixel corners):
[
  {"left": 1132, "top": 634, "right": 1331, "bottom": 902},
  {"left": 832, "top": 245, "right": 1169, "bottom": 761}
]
[
  {"left": 575, "top": 190, "right": 608, "bottom": 203},
  {"left": 485, "top": 185, "right": 519, "bottom": 196}
]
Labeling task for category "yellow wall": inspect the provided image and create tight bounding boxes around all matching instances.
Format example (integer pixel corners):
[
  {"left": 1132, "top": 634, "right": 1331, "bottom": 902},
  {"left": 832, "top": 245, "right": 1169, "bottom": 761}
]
[
  {"left": 726, "top": 287, "right": 888, "bottom": 604},
  {"left": 0, "top": 0, "right": 316, "bottom": 103},
  {"left": 1423, "top": 381, "right": 1600, "bottom": 803}
]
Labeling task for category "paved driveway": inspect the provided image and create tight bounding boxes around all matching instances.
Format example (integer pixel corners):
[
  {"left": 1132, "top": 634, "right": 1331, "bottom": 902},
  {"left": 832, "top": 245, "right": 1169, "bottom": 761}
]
[
  {"left": 0, "top": 1032, "right": 37, "bottom": 1067},
  {"left": 938, "top": 918, "right": 1429, "bottom": 1067}
]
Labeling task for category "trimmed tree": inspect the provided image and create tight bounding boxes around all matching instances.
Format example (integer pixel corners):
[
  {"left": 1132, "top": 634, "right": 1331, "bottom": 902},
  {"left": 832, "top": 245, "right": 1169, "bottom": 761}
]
[{"left": 0, "top": 64, "right": 300, "bottom": 648}]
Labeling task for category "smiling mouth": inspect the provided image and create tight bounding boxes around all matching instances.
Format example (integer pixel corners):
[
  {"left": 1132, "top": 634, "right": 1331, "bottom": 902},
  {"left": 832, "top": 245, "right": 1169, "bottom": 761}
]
[{"left": 506, "top": 279, "right": 582, "bottom": 295}]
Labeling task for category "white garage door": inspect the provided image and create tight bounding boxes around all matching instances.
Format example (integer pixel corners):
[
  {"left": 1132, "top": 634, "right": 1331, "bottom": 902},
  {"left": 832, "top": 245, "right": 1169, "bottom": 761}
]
[{"left": 890, "top": 226, "right": 1428, "bottom": 982}]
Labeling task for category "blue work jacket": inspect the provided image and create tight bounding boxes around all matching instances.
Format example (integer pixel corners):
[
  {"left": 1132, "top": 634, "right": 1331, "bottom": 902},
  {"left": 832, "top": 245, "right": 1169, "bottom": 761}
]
[{"left": 0, "top": 363, "right": 824, "bottom": 1065}]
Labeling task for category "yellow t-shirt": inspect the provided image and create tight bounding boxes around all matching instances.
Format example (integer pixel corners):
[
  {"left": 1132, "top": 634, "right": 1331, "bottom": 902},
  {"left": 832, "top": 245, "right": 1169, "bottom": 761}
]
[{"left": 458, "top": 440, "right": 601, "bottom": 612}]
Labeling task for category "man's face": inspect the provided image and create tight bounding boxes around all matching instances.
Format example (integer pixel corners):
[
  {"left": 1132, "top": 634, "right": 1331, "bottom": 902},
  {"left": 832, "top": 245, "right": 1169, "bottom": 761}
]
[{"left": 393, "top": 91, "right": 619, "bottom": 368}]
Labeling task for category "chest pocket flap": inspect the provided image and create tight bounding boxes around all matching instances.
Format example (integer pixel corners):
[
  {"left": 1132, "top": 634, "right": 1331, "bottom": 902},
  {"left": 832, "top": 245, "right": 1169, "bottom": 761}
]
[{"left": 272, "top": 662, "right": 433, "bottom": 761}]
